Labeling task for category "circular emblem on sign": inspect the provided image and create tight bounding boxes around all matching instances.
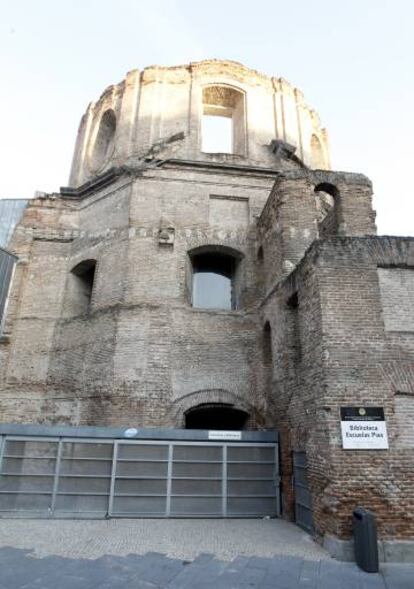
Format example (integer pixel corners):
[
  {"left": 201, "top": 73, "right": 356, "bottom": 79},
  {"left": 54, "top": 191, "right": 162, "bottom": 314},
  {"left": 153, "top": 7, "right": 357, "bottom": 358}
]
[
  {"left": 358, "top": 408, "right": 366, "bottom": 416},
  {"left": 124, "top": 427, "right": 138, "bottom": 438}
]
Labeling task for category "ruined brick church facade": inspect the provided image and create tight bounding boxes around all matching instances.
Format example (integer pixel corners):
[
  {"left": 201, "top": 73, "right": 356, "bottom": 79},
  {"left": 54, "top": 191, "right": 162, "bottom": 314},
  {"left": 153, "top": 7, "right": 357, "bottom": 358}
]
[{"left": 0, "top": 60, "right": 413, "bottom": 556}]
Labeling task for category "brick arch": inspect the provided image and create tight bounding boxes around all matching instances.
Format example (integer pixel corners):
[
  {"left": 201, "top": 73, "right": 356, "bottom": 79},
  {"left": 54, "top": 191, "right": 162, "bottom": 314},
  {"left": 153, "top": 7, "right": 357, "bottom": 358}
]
[
  {"left": 188, "top": 243, "right": 245, "bottom": 260},
  {"left": 170, "top": 389, "right": 256, "bottom": 428},
  {"left": 183, "top": 231, "right": 249, "bottom": 256}
]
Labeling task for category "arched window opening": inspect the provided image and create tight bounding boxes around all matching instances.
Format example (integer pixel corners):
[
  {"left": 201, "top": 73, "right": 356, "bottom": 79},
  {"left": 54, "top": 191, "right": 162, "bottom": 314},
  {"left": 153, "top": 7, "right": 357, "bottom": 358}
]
[
  {"left": 263, "top": 321, "right": 273, "bottom": 396},
  {"left": 190, "top": 249, "right": 241, "bottom": 310},
  {"left": 90, "top": 109, "right": 116, "bottom": 171},
  {"left": 201, "top": 86, "right": 246, "bottom": 155},
  {"left": 69, "top": 259, "right": 96, "bottom": 314},
  {"left": 263, "top": 322, "right": 272, "bottom": 368},
  {"left": 185, "top": 403, "right": 249, "bottom": 430},
  {"left": 257, "top": 246, "right": 264, "bottom": 262},
  {"left": 310, "top": 134, "right": 325, "bottom": 169},
  {"left": 287, "top": 292, "right": 301, "bottom": 363},
  {"left": 314, "top": 183, "right": 340, "bottom": 237}
]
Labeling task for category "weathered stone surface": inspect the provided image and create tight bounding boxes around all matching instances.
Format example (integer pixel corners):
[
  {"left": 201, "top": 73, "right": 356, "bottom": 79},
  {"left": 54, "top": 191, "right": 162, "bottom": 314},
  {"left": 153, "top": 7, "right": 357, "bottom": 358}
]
[
  {"left": 0, "top": 60, "right": 413, "bottom": 551},
  {"left": 68, "top": 60, "right": 330, "bottom": 187}
]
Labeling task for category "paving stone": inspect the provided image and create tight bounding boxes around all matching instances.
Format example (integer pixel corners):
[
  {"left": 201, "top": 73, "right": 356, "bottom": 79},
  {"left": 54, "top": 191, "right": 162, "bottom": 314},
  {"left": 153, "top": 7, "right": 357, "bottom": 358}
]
[
  {"left": 166, "top": 557, "right": 229, "bottom": 589},
  {"left": 298, "top": 560, "right": 319, "bottom": 587},
  {"left": 358, "top": 573, "right": 387, "bottom": 589},
  {"left": 213, "top": 562, "right": 267, "bottom": 588},
  {"left": 262, "top": 555, "right": 303, "bottom": 588},
  {"left": 381, "top": 564, "right": 414, "bottom": 589},
  {"left": 318, "top": 560, "right": 361, "bottom": 589},
  {"left": 191, "top": 553, "right": 214, "bottom": 565},
  {"left": 1, "top": 546, "right": 414, "bottom": 589},
  {"left": 0, "top": 554, "right": 65, "bottom": 589},
  {"left": 244, "top": 555, "right": 273, "bottom": 570}
]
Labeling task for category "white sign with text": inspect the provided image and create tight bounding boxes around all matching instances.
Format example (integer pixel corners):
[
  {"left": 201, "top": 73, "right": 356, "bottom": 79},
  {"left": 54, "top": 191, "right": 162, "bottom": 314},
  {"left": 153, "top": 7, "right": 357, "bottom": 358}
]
[
  {"left": 208, "top": 430, "right": 242, "bottom": 441},
  {"left": 341, "top": 420, "right": 389, "bottom": 449}
]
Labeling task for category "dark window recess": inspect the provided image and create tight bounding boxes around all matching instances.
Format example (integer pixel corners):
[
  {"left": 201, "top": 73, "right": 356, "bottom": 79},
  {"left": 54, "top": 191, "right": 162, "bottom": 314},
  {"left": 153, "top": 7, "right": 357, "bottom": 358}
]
[
  {"left": 71, "top": 260, "right": 96, "bottom": 311},
  {"left": 263, "top": 322, "right": 272, "bottom": 367},
  {"left": 185, "top": 404, "right": 249, "bottom": 430},
  {"left": 287, "top": 292, "right": 301, "bottom": 362},
  {"left": 287, "top": 292, "right": 298, "bottom": 309},
  {"left": 314, "top": 183, "right": 339, "bottom": 237},
  {"left": 192, "top": 252, "right": 236, "bottom": 310},
  {"left": 263, "top": 321, "right": 273, "bottom": 397}
]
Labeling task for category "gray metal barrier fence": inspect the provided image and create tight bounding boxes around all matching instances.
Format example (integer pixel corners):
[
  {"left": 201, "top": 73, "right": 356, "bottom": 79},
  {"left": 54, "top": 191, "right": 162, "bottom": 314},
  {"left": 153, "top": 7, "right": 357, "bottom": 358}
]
[{"left": 0, "top": 428, "right": 280, "bottom": 519}]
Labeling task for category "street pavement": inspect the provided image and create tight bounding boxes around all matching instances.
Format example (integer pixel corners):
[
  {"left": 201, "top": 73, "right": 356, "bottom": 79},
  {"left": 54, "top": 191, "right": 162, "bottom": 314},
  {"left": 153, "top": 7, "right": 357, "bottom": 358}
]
[{"left": 0, "top": 520, "right": 412, "bottom": 588}]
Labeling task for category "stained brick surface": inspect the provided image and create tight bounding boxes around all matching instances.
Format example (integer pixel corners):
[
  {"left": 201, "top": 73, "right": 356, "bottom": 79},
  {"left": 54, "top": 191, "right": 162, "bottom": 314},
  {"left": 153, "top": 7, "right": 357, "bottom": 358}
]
[{"left": 0, "top": 60, "right": 413, "bottom": 549}]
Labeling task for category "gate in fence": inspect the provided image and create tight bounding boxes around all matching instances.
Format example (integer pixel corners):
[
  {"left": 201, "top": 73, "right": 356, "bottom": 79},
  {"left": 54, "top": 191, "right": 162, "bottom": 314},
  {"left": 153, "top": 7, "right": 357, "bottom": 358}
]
[{"left": 293, "top": 450, "right": 314, "bottom": 533}]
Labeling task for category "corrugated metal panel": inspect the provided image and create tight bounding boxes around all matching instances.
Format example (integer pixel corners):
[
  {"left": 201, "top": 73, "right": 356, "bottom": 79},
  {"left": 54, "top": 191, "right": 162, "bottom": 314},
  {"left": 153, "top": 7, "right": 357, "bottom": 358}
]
[
  {"left": 0, "top": 247, "right": 17, "bottom": 333},
  {"left": 0, "top": 199, "right": 28, "bottom": 248}
]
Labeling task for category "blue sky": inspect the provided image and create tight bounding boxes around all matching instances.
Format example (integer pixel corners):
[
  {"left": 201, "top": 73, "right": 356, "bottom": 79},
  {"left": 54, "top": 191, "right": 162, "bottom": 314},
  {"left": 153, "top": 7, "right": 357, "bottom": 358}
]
[{"left": 0, "top": 0, "right": 413, "bottom": 235}]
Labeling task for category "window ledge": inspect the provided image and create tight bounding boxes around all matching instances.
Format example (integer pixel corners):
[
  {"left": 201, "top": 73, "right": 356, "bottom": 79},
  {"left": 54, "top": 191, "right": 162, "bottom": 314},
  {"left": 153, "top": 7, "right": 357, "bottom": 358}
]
[
  {"left": 384, "top": 329, "right": 414, "bottom": 335},
  {"left": 190, "top": 307, "right": 243, "bottom": 316},
  {"left": 201, "top": 152, "right": 246, "bottom": 161}
]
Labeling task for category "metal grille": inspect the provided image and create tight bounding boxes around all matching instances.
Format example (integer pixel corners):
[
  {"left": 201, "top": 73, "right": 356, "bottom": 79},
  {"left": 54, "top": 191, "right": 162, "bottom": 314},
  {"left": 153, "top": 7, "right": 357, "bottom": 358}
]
[
  {"left": 293, "top": 451, "right": 313, "bottom": 533},
  {"left": 0, "top": 436, "right": 280, "bottom": 518}
]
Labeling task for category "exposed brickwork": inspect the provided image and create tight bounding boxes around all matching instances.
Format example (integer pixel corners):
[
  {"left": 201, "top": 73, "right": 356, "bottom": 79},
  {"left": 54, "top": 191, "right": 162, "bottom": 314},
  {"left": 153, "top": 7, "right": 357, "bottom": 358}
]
[
  {"left": 68, "top": 60, "right": 330, "bottom": 187},
  {"left": 262, "top": 237, "right": 414, "bottom": 542},
  {"left": 378, "top": 267, "right": 414, "bottom": 332},
  {"left": 1, "top": 162, "right": 276, "bottom": 430},
  {"left": 0, "top": 60, "right": 412, "bottom": 548}
]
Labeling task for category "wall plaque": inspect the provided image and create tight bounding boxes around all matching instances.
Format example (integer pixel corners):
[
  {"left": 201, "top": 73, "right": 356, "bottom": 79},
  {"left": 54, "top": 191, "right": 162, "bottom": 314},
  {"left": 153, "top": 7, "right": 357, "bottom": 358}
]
[{"left": 340, "top": 407, "right": 389, "bottom": 450}]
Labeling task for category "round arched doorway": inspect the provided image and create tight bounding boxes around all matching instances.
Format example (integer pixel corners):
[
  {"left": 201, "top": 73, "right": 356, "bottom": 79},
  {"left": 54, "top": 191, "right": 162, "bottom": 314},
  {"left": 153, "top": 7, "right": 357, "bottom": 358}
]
[{"left": 184, "top": 403, "right": 249, "bottom": 430}]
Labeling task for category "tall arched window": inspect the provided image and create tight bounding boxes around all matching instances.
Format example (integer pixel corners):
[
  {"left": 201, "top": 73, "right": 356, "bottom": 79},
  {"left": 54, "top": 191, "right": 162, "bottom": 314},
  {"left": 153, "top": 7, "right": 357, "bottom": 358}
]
[
  {"left": 201, "top": 85, "right": 246, "bottom": 155},
  {"left": 314, "top": 183, "right": 340, "bottom": 237},
  {"left": 68, "top": 259, "right": 97, "bottom": 315},
  {"left": 310, "top": 134, "right": 325, "bottom": 169},
  {"left": 262, "top": 321, "right": 273, "bottom": 396},
  {"left": 287, "top": 292, "right": 301, "bottom": 363},
  {"left": 90, "top": 109, "right": 116, "bottom": 171},
  {"left": 189, "top": 247, "right": 242, "bottom": 310},
  {"left": 263, "top": 321, "right": 272, "bottom": 368}
]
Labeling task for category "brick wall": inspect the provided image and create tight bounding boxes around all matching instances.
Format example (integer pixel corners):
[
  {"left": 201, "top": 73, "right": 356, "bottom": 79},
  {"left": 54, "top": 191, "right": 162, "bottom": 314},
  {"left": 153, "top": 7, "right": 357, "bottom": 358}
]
[
  {"left": 263, "top": 236, "right": 414, "bottom": 541},
  {"left": 378, "top": 267, "right": 414, "bottom": 332},
  {"left": 1, "top": 148, "right": 412, "bottom": 545},
  {"left": 0, "top": 163, "right": 275, "bottom": 430}
]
